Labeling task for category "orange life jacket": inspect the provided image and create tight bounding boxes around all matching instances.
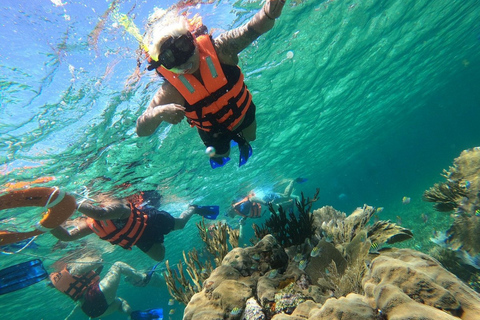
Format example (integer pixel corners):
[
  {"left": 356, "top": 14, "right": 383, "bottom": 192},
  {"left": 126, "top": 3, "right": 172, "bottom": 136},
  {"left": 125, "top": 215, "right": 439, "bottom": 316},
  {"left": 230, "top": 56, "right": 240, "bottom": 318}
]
[
  {"left": 233, "top": 195, "right": 262, "bottom": 218},
  {"left": 86, "top": 204, "right": 148, "bottom": 249},
  {"left": 50, "top": 268, "right": 100, "bottom": 301},
  {"left": 157, "top": 34, "right": 252, "bottom": 132}
]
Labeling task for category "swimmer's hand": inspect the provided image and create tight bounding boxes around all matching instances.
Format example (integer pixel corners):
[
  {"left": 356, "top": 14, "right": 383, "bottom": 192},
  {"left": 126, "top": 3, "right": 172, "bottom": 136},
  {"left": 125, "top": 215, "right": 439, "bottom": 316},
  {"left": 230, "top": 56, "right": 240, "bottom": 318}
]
[
  {"left": 265, "top": 0, "right": 286, "bottom": 19},
  {"left": 159, "top": 103, "right": 186, "bottom": 124}
]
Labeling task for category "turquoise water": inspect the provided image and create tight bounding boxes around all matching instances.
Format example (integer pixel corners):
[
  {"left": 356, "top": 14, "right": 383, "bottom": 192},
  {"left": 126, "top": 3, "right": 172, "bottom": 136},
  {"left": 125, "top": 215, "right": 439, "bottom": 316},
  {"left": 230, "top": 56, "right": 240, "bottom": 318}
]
[{"left": 1, "top": 0, "right": 479, "bottom": 319}]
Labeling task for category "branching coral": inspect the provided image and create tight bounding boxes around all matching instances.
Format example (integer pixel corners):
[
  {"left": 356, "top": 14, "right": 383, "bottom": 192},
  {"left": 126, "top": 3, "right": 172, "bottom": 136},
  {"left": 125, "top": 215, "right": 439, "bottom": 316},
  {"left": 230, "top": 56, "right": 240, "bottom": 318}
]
[
  {"left": 253, "top": 189, "right": 319, "bottom": 247},
  {"left": 309, "top": 205, "right": 413, "bottom": 299},
  {"left": 423, "top": 147, "right": 480, "bottom": 214},
  {"left": 164, "top": 258, "right": 197, "bottom": 305},
  {"left": 423, "top": 182, "right": 467, "bottom": 212},
  {"left": 197, "top": 219, "right": 239, "bottom": 266},
  {"left": 318, "top": 204, "right": 376, "bottom": 246},
  {"left": 367, "top": 220, "right": 413, "bottom": 245},
  {"left": 424, "top": 147, "right": 480, "bottom": 269},
  {"left": 164, "top": 219, "right": 239, "bottom": 305}
]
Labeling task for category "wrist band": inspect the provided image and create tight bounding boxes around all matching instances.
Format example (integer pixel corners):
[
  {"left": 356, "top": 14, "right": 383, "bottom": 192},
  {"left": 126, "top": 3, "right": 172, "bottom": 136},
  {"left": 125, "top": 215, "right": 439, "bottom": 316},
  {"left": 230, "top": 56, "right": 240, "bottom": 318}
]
[{"left": 264, "top": 7, "right": 275, "bottom": 20}]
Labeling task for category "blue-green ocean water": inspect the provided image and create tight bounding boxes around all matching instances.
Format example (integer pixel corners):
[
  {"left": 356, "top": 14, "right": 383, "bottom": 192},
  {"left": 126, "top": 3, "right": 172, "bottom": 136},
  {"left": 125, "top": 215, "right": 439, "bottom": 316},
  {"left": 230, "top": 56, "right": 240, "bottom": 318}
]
[{"left": 1, "top": 0, "right": 479, "bottom": 319}]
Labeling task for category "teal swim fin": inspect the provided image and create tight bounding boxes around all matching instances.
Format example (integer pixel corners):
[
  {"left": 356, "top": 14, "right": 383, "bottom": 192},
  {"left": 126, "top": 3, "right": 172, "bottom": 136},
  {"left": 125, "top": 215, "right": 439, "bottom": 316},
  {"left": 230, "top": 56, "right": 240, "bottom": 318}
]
[
  {"left": 131, "top": 308, "right": 163, "bottom": 320},
  {"left": 0, "top": 259, "right": 48, "bottom": 295},
  {"left": 192, "top": 205, "right": 219, "bottom": 220}
]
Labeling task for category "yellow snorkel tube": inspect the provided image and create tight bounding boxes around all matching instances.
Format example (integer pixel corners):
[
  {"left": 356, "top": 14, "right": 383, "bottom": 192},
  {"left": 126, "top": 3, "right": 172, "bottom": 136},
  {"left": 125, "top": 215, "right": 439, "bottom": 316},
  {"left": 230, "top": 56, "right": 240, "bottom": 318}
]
[{"left": 114, "top": 12, "right": 157, "bottom": 61}]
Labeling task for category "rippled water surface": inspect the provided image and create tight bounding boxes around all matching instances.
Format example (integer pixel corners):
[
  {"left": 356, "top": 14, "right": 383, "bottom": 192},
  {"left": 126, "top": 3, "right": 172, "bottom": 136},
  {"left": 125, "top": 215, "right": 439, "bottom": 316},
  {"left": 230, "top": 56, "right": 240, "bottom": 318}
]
[{"left": 1, "top": 0, "right": 479, "bottom": 319}]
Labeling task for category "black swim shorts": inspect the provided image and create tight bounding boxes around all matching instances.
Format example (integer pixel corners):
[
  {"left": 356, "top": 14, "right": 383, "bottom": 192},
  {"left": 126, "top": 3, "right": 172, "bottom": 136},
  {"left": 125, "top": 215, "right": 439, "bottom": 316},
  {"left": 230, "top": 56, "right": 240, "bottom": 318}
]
[
  {"left": 135, "top": 208, "right": 175, "bottom": 253},
  {"left": 197, "top": 102, "right": 256, "bottom": 155},
  {"left": 81, "top": 283, "right": 109, "bottom": 318}
]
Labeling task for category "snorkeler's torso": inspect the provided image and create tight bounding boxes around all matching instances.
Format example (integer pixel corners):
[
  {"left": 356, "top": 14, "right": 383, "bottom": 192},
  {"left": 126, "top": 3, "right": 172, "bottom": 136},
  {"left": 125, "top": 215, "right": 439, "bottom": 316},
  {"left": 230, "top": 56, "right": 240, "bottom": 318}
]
[
  {"left": 86, "top": 204, "right": 148, "bottom": 249},
  {"left": 160, "top": 35, "right": 252, "bottom": 132},
  {"left": 49, "top": 268, "right": 100, "bottom": 301}
]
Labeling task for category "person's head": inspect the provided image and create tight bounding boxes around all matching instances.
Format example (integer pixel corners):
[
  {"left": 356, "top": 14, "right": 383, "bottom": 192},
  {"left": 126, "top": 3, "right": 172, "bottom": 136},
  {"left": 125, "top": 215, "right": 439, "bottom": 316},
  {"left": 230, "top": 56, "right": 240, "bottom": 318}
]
[{"left": 148, "top": 15, "right": 199, "bottom": 74}]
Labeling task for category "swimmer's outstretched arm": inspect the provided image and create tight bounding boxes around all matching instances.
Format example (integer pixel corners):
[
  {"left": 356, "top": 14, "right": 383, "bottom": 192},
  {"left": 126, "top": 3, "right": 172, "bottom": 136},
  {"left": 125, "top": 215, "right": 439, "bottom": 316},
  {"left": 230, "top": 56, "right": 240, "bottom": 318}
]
[
  {"left": 76, "top": 201, "right": 131, "bottom": 220},
  {"left": 215, "top": 0, "right": 287, "bottom": 63},
  {"left": 136, "top": 82, "right": 186, "bottom": 137},
  {"left": 50, "top": 217, "right": 93, "bottom": 241}
]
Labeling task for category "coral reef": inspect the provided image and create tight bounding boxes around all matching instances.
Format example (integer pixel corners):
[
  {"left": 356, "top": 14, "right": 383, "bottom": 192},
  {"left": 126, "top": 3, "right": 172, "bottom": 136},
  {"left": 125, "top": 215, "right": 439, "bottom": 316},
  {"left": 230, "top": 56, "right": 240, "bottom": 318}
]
[
  {"left": 198, "top": 219, "right": 239, "bottom": 266},
  {"left": 183, "top": 233, "right": 480, "bottom": 319},
  {"left": 424, "top": 147, "right": 480, "bottom": 270},
  {"left": 363, "top": 249, "right": 480, "bottom": 320},
  {"left": 164, "top": 219, "right": 239, "bottom": 305},
  {"left": 423, "top": 146, "right": 480, "bottom": 214},
  {"left": 183, "top": 201, "right": 457, "bottom": 320},
  {"left": 164, "top": 248, "right": 211, "bottom": 305}
]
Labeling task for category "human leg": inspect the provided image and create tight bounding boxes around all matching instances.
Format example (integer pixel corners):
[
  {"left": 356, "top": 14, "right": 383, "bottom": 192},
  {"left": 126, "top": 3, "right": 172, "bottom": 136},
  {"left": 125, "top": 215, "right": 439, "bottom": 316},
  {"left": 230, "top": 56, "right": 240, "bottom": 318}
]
[
  {"left": 174, "top": 205, "right": 196, "bottom": 230},
  {"left": 145, "top": 242, "right": 166, "bottom": 262},
  {"left": 95, "top": 297, "right": 131, "bottom": 318},
  {"left": 240, "top": 119, "right": 256, "bottom": 142},
  {"left": 198, "top": 128, "right": 231, "bottom": 158},
  {"left": 281, "top": 179, "right": 296, "bottom": 198},
  {"left": 99, "top": 261, "right": 146, "bottom": 304}
]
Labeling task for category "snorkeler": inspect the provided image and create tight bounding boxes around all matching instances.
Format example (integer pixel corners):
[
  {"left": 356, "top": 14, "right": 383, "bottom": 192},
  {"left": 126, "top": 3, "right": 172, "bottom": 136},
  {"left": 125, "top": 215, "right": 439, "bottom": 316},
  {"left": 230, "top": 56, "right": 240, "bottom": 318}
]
[
  {"left": 50, "top": 191, "right": 217, "bottom": 261},
  {"left": 49, "top": 258, "right": 162, "bottom": 319},
  {"left": 227, "top": 178, "right": 307, "bottom": 221},
  {"left": 136, "top": 0, "right": 287, "bottom": 168}
]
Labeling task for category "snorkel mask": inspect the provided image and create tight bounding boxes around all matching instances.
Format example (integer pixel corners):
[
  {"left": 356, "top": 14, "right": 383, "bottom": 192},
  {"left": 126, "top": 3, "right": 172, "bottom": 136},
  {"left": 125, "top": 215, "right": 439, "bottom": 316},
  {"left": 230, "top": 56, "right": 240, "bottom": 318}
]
[{"left": 148, "top": 31, "right": 196, "bottom": 71}]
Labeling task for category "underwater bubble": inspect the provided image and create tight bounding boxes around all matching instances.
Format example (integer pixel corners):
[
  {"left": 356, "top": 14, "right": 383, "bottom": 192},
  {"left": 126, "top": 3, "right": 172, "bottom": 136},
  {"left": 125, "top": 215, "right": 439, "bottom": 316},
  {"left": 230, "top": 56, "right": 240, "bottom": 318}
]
[{"left": 286, "top": 51, "right": 294, "bottom": 59}]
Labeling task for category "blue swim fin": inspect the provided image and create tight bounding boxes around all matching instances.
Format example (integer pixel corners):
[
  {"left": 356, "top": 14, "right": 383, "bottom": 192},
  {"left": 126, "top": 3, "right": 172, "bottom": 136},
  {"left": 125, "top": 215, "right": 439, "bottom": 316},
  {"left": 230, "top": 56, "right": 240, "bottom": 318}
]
[
  {"left": 0, "top": 259, "right": 48, "bottom": 295},
  {"left": 193, "top": 205, "right": 220, "bottom": 220},
  {"left": 239, "top": 143, "right": 253, "bottom": 167},
  {"left": 131, "top": 308, "right": 163, "bottom": 320},
  {"left": 210, "top": 156, "right": 230, "bottom": 169},
  {"left": 295, "top": 177, "right": 308, "bottom": 184}
]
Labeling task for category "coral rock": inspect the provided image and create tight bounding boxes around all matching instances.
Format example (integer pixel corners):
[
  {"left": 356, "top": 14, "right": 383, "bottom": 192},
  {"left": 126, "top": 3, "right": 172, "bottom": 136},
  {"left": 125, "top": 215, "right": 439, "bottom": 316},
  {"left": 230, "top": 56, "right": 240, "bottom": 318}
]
[
  {"left": 242, "top": 297, "right": 266, "bottom": 320},
  {"left": 310, "top": 293, "right": 375, "bottom": 320},
  {"left": 363, "top": 249, "right": 480, "bottom": 320},
  {"left": 290, "top": 300, "right": 322, "bottom": 318},
  {"left": 304, "top": 239, "right": 347, "bottom": 283}
]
